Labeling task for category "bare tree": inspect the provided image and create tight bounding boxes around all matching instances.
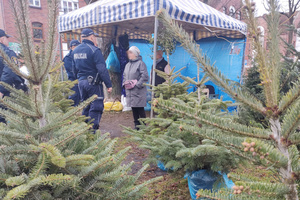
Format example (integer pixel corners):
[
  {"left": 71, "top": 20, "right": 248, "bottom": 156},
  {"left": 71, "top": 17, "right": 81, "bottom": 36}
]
[{"left": 280, "top": 0, "right": 300, "bottom": 57}]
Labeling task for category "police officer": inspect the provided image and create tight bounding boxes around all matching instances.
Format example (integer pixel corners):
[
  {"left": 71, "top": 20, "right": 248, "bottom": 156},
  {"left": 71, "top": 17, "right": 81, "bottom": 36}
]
[
  {"left": 0, "top": 29, "right": 27, "bottom": 123},
  {"left": 63, "top": 39, "right": 80, "bottom": 106},
  {"left": 73, "top": 28, "right": 112, "bottom": 131},
  {"left": 0, "top": 29, "right": 11, "bottom": 82}
]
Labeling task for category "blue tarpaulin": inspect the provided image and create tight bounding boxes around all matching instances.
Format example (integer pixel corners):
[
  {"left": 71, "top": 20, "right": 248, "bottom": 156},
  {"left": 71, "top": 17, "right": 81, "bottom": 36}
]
[{"left": 129, "top": 36, "right": 245, "bottom": 103}]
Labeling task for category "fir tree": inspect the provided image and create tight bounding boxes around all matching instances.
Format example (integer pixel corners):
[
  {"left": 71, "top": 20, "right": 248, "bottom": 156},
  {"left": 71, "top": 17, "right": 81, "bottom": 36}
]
[
  {"left": 238, "top": 65, "right": 267, "bottom": 129},
  {"left": 149, "top": 0, "right": 300, "bottom": 199},
  {"left": 0, "top": 0, "right": 160, "bottom": 199},
  {"left": 149, "top": 26, "right": 177, "bottom": 64},
  {"left": 124, "top": 68, "right": 238, "bottom": 174}
]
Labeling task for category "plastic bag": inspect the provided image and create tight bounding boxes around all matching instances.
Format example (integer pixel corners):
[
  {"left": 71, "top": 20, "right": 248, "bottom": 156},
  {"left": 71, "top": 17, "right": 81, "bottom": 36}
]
[
  {"left": 156, "top": 156, "right": 174, "bottom": 171},
  {"left": 104, "top": 101, "right": 123, "bottom": 112},
  {"left": 184, "top": 169, "right": 234, "bottom": 200},
  {"left": 157, "top": 160, "right": 168, "bottom": 171},
  {"left": 106, "top": 44, "right": 120, "bottom": 73},
  {"left": 121, "top": 95, "right": 131, "bottom": 112},
  {"left": 145, "top": 90, "right": 152, "bottom": 111}
]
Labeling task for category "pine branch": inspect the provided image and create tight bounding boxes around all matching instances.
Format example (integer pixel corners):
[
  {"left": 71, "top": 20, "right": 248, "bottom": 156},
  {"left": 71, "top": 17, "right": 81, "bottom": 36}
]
[
  {"left": 156, "top": 98, "right": 271, "bottom": 139},
  {"left": 288, "top": 145, "right": 300, "bottom": 172},
  {"left": 243, "top": 0, "right": 279, "bottom": 108},
  {"left": 281, "top": 99, "right": 300, "bottom": 140},
  {"left": 4, "top": 174, "right": 76, "bottom": 200},
  {"left": 278, "top": 79, "right": 300, "bottom": 115},
  {"left": 0, "top": 95, "right": 39, "bottom": 118},
  {"left": 38, "top": 143, "right": 66, "bottom": 168},
  {"left": 31, "top": 96, "right": 96, "bottom": 137},
  {"left": 196, "top": 189, "right": 259, "bottom": 200},
  {"left": 9, "top": 0, "right": 40, "bottom": 83},
  {"left": 66, "top": 155, "right": 94, "bottom": 167},
  {"left": 40, "top": 0, "right": 60, "bottom": 82},
  {"left": 243, "top": 138, "right": 288, "bottom": 168},
  {"left": 31, "top": 153, "right": 46, "bottom": 179},
  {"left": 265, "top": 0, "right": 281, "bottom": 105},
  {"left": 235, "top": 181, "right": 289, "bottom": 197},
  {"left": 5, "top": 174, "right": 26, "bottom": 187}
]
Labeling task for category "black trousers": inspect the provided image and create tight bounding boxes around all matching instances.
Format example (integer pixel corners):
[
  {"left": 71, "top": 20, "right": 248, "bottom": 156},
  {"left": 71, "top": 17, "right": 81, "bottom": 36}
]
[{"left": 132, "top": 107, "right": 146, "bottom": 126}]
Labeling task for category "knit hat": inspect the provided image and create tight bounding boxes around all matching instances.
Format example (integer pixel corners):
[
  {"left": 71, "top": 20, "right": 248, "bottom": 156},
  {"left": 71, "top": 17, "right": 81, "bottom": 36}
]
[{"left": 128, "top": 46, "right": 140, "bottom": 57}]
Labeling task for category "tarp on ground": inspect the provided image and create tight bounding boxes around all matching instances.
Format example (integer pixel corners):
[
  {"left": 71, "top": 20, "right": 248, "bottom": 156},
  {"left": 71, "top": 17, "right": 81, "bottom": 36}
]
[{"left": 129, "top": 36, "right": 246, "bottom": 102}]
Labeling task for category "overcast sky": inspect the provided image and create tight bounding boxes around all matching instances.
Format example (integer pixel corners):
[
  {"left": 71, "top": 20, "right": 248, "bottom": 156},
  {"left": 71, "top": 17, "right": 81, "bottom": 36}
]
[{"left": 253, "top": 0, "right": 290, "bottom": 16}]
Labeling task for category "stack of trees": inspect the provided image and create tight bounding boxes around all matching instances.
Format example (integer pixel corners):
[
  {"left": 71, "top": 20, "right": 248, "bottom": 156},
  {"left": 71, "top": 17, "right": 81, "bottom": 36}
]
[
  {"left": 124, "top": 67, "right": 238, "bottom": 176},
  {"left": 0, "top": 0, "right": 160, "bottom": 199},
  {"left": 153, "top": 0, "right": 300, "bottom": 199},
  {"left": 126, "top": 0, "right": 300, "bottom": 199}
]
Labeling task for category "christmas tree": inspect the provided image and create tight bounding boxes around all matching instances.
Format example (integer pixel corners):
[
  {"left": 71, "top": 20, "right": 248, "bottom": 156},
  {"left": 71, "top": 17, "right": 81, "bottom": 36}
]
[
  {"left": 124, "top": 67, "right": 238, "bottom": 174},
  {"left": 0, "top": 0, "right": 160, "bottom": 199},
  {"left": 154, "top": 0, "right": 300, "bottom": 199},
  {"left": 149, "top": 26, "right": 177, "bottom": 64}
]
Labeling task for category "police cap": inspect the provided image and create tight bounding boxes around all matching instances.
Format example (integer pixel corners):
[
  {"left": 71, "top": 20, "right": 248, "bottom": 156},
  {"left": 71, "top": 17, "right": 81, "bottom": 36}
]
[
  {"left": 81, "top": 28, "right": 99, "bottom": 37},
  {"left": 0, "top": 29, "right": 12, "bottom": 38},
  {"left": 69, "top": 40, "right": 81, "bottom": 47}
]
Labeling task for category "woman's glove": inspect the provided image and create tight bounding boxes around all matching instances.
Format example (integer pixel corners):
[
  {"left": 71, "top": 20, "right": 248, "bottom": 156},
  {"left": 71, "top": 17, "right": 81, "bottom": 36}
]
[{"left": 123, "top": 80, "right": 137, "bottom": 90}]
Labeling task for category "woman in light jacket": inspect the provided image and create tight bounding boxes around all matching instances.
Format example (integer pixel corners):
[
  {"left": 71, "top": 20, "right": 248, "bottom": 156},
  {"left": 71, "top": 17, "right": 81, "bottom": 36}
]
[{"left": 123, "top": 46, "right": 149, "bottom": 129}]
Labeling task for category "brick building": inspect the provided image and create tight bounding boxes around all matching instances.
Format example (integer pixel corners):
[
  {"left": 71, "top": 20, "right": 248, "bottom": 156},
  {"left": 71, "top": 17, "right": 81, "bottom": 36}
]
[
  {"left": 201, "top": 0, "right": 244, "bottom": 20},
  {"left": 201, "top": 0, "right": 300, "bottom": 70},
  {"left": 256, "top": 12, "right": 300, "bottom": 55},
  {"left": 0, "top": 0, "right": 86, "bottom": 53}
]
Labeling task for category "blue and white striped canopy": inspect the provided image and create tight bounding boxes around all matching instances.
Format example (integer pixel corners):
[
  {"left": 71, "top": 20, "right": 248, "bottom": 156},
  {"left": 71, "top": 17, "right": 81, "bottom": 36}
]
[{"left": 58, "top": 0, "right": 247, "bottom": 39}]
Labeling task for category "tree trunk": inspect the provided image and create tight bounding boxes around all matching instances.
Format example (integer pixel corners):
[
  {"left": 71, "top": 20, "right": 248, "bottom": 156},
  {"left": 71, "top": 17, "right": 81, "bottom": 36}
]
[
  {"left": 269, "top": 118, "right": 299, "bottom": 200},
  {"left": 35, "top": 84, "right": 47, "bottom": 142},
  {"left": 286, "top": 17, "right": 294, "bottom": 58}
]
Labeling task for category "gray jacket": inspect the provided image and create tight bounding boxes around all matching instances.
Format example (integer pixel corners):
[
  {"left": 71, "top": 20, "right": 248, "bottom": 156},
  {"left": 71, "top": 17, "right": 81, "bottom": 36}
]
[{"left": 123, "top": 56, "right": 149, "bottom": 108}]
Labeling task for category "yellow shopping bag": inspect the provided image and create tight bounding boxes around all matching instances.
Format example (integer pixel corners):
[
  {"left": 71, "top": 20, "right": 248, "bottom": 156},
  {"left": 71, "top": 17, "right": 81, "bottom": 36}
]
[{"left": 104, "top": 101, "right": 123, "bottom": 112}]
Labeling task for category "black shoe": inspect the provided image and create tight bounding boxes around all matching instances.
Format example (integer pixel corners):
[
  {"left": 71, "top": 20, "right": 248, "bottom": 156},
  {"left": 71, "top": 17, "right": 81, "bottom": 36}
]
[{"left": 134, "top": 121, "right": 140, "bottom": 130}]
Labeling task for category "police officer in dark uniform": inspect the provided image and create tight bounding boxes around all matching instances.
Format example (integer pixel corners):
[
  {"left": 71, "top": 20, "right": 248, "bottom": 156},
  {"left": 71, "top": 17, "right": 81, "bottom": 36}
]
[
  {"left": 63, "top": 39, "right": 80, "bottom": 106},
  {"left": 0, "top": 29, "right": 11, "bottom": 81},
  {"left": 0, "top": 29, "right": 27, "bottom": 123},
  {"left": 73, "top": 28, "right": 112, "bottom": 131}
]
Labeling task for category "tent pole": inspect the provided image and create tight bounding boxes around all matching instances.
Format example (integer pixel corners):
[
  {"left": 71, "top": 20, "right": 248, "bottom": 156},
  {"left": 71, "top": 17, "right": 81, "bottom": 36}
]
[
  {"left": 59, "top": 33, "right": 64, "bottom": 81},
  {"left": 150, "top": 14, "right": 159, "bottom": 119}
]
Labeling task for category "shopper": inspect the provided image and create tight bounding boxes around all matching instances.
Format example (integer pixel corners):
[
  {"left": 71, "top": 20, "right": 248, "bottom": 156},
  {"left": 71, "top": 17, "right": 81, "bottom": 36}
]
[{"left": 123, "top": 46, "right": 149, "bottom": 130}]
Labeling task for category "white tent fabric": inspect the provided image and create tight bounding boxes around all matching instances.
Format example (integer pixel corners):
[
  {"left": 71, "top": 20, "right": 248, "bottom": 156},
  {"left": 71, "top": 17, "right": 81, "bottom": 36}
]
[{"left": 58, "top": 0, "right": 247, "bottom": 39}]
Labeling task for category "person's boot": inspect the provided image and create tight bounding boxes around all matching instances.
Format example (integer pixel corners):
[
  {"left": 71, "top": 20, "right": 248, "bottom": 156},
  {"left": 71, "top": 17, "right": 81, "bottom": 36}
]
[{"left": 134, "top": 121, "right": 140, "bottom": 130}]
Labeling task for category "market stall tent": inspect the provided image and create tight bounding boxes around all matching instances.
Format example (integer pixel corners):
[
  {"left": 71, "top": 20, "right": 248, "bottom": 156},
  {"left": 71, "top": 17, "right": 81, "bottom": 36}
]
[
  {"left": 59, "top": 0, "right": 246, "bottom": 38},
  {"left": 58, "top": 0, "right": 247, "bottom": 115}
]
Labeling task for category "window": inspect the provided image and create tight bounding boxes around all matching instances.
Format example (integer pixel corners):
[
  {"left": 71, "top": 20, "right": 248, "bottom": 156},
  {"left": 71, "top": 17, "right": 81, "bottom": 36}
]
[
  {"left": 61, "top": 0, "right": 79, "bottom": 14},
  {"left": 236, "top": 11, "right": 241, "bottom": 20},
  {"left": 61, "top": 32, "right": 81, "bottom": 43},
  {"left": 222, "top": 6, "right": 227, "bottom": 14},
  {"left": 229, "top": 6, "right": 236, "bottom": 18},
  {"left": 32, "top": 22, "right": 43, "bottom": 41},
  {"left": 29, "top": 0, "right": 41, "bottom": 7}
]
